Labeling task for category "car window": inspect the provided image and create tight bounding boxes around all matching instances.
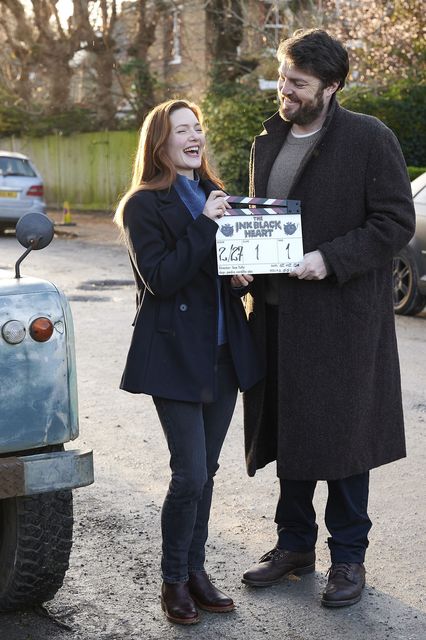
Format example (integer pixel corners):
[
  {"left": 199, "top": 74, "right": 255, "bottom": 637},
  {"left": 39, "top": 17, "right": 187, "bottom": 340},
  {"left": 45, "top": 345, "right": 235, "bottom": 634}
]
[
  {"left": 0, "top": 157, "right": 36, "bottom": 177},
  {"left": 414, "top": 186, "right": 426, "bottom": 206}
]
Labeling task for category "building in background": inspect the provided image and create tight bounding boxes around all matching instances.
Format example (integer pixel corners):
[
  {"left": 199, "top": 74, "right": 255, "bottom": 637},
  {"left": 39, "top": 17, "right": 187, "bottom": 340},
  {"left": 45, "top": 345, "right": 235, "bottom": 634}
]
[{"left": 69, "top": 1, "right": 295, "bottom": 110}]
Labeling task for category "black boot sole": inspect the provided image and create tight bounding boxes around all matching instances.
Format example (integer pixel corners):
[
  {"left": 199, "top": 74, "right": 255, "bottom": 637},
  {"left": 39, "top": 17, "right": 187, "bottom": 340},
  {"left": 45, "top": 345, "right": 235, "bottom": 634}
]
[
  {"left": 321, "top": 592, "right": 363, "bottom": 607},
  {"left": 191, "top": 596, "right": 235, "bottom": 613},
  {"left": 241, "top": 563, "right": 316, "bottom": 587}
]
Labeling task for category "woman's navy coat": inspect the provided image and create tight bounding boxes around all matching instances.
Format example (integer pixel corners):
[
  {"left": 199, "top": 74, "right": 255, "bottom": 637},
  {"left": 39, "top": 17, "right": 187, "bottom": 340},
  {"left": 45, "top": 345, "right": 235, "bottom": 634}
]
[{"left": 120, "top": 179, "right": 262, "bottom": 402}]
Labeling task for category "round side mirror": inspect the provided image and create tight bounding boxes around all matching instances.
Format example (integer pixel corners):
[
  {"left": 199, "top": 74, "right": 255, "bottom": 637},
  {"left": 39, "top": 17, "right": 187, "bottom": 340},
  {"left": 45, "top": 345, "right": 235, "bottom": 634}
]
[{"left": 16, "top": 212, "right": 54, "bottom": 250}]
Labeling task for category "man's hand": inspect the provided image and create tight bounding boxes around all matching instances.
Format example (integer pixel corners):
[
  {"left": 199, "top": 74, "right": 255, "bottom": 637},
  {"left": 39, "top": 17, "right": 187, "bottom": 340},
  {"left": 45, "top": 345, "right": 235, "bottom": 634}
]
[
  {"left": 230, "top": 274, "right": 254, "bottom": 288},
  {"left": 289, "top": 250, "right": 328, "bottom": 280}
]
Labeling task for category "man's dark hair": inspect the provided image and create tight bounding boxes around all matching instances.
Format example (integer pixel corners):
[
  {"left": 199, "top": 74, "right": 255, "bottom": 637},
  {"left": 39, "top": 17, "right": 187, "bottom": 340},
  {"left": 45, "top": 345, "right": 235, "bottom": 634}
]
[{"left": 277, "top": 29, "right": 349, "bottom": 90}]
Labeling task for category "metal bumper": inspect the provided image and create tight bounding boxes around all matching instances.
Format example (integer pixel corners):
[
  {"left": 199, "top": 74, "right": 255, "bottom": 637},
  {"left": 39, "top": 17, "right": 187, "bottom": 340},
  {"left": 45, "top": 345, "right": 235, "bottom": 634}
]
[{"left": 0, "top": 449, "right": 94, "bottom": 499}]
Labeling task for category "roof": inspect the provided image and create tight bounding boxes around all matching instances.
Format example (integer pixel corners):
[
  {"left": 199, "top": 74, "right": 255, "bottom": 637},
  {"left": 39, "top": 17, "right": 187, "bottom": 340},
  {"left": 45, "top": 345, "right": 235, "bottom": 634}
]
[{"left": 0, "top": 150, "right": 29, "bottom": 160}]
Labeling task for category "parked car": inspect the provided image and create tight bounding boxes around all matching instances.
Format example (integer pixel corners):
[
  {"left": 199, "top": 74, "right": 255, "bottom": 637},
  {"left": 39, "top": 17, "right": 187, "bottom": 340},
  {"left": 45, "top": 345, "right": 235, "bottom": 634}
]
[
  {"left": 393, "top": 172, "right": 426, "bottom": 315},
  {"left": 0, "top": 151, "right": 46, "bottom": 233},
  {"left": 0, "top": 212, "right": 94, "bottom": 610}
]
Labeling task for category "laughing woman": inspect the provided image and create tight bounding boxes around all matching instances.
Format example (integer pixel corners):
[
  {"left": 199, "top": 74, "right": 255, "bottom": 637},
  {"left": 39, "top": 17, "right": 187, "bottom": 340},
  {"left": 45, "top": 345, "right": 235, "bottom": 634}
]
[{"left": 114, "top": 100, "right": 262, "bottom": 625}]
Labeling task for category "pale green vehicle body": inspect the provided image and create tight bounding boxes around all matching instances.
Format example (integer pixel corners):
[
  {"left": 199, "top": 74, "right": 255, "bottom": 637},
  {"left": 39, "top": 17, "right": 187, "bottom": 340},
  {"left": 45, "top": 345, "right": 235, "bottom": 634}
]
[{"left": 0, "top": 271, "right": 93, "bottom": 498}]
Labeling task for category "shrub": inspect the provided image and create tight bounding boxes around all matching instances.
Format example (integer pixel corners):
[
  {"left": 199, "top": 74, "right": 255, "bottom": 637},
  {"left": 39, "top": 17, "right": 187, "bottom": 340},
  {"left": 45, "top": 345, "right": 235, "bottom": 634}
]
[
  {"left": 340, "top": 82, "right": 426, "bottom": 167},
  {"left": 202, "top": 83, "right": 277, "bottom": 195},
  {"left": 203, "top": 79, "right": 425, "bottom": 195},
  {"left": 0, "top": 87, "right": 99, "bottom": 138},
  {"left": 408, "top": 166, "right": 425, "bottom": 181}
]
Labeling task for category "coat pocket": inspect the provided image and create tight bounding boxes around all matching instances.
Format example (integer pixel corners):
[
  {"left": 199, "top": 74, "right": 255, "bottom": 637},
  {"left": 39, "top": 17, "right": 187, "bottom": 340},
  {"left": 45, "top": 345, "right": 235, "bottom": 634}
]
[{"left": 341, "top": 274, "right": 377, "bottom": 322}]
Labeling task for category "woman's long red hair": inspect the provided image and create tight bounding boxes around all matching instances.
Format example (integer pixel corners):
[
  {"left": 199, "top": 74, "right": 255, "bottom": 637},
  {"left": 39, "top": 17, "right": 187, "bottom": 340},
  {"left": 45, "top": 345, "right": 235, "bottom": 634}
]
[{"left": 114, "top": 99, "right": 223, "bottom": 228}]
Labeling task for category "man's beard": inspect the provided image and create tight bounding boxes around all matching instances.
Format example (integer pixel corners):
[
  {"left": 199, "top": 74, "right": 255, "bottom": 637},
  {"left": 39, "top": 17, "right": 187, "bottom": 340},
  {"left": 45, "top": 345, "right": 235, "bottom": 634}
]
[{"left": 279, "top": 88, "right": 325, "bottom": 125}]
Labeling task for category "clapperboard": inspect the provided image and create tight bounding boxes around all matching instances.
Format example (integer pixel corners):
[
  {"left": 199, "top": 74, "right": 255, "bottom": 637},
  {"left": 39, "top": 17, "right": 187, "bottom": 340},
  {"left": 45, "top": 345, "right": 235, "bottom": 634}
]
[{"left": 216, "top": 196, "right": 303, "bottom": 275}]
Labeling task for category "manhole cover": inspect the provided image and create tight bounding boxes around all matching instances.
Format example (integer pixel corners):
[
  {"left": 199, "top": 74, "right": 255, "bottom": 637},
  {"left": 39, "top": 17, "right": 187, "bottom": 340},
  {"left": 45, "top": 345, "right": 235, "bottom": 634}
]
[
  {"left": 78, "top": 279, "right": 133, "bottom": 290},
  {"left": 67, "top": 295, "right": 111, "bottom": 302}
]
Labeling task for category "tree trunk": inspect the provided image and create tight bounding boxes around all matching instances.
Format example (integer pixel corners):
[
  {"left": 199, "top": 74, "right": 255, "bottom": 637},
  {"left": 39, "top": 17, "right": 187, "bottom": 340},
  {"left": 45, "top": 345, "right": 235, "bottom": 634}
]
[
  {"left": 93, "top": 47, "right": 117, "bottom": 128},
  {"left": 47, "top": 60, "right": 73, "bottom": 113}
]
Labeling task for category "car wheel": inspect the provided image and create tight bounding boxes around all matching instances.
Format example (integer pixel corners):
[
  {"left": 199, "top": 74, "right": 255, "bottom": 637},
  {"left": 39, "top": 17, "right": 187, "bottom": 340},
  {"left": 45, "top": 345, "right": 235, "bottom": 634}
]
[
  {"left": 0, "top": 490, "right": 73, "bottom": 611},
  {"left": 393, "top": 248, "right": 426, "bottom": 315}
]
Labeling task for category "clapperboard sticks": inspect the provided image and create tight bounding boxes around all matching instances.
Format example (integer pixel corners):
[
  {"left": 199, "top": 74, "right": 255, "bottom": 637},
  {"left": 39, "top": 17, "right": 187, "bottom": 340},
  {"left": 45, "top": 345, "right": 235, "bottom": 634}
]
[{"left": 224, "top": 196, "right": 301, "bottom": 216}]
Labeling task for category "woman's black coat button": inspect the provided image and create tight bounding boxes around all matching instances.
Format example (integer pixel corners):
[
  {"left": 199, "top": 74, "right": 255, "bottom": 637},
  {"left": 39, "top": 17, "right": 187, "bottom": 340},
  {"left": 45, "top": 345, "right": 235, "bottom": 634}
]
[{"left": 179, "top": 304, "right": 188, "bottom": 312}]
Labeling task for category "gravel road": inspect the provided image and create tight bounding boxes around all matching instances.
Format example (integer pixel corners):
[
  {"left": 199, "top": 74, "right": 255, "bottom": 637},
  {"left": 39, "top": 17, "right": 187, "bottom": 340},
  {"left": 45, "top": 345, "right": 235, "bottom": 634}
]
[{"left": 0, "top": 212, "right": 425, "bottom": 640}]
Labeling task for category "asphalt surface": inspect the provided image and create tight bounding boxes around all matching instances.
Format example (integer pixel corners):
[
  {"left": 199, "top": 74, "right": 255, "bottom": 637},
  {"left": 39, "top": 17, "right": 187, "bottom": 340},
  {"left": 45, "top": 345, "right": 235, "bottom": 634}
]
[{"left": 0, "top": 211, "right": 425, "bottom": 640}]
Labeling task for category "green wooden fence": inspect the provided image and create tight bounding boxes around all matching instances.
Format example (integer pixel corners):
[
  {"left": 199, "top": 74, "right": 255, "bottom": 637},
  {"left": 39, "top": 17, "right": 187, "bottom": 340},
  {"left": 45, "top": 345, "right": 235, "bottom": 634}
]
[{"left": 0, "top": 130, "right": 139, "bottom": 210}]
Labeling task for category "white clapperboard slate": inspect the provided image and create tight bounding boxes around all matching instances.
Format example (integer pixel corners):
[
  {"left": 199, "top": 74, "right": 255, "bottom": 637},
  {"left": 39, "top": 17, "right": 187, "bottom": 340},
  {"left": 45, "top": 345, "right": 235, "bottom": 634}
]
[{"left": 216, "top": 196, "right": 303, "bottom": 275}]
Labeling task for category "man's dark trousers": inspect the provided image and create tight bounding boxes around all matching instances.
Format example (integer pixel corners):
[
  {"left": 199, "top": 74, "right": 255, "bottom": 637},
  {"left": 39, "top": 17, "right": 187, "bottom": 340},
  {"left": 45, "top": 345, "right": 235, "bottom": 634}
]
[{"left": 275, "top": 472, "right": 372, "bottom": 563}]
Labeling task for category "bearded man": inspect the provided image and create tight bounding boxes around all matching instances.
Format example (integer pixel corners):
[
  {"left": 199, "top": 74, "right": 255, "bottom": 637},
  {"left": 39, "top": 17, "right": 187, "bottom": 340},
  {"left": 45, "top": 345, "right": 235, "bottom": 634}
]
[{"left": 238, "top": 29, "right": 415, "bottom": 607}]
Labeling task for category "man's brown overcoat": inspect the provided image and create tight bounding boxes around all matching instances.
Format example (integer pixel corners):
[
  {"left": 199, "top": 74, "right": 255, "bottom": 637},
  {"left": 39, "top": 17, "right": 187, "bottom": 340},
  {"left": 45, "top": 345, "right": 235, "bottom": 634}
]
[{"left": 243, "top": 100, "right": 415, "bottom": 481}]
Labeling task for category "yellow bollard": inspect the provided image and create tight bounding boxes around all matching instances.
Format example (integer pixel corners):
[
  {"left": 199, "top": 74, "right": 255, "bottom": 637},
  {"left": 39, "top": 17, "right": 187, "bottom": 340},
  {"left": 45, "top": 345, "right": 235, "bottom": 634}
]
[{"left": 62, "top": 201, "right": 73, "bottom": 225}]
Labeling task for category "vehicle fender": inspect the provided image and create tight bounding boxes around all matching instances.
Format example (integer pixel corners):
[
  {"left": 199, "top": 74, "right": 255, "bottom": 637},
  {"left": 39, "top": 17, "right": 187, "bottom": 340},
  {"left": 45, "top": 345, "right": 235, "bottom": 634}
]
[{"left": 406, "top": 237, "right": 426, "bottom": 295}]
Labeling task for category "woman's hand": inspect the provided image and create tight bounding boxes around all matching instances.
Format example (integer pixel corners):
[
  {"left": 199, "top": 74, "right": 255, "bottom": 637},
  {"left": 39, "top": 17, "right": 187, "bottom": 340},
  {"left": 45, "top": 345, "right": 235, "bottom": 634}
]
[
  {"left": 202, "top": 191, "right": 231, "bottom": 221},
  {"left": 231, "top": 274, "right": 254, "bottom": 288}
]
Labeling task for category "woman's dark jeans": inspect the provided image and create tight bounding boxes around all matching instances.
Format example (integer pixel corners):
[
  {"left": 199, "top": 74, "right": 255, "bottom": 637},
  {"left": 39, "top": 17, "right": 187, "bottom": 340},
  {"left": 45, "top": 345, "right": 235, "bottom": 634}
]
[{"left": 153, "top": 346, "right": 238, "bottom": 583}]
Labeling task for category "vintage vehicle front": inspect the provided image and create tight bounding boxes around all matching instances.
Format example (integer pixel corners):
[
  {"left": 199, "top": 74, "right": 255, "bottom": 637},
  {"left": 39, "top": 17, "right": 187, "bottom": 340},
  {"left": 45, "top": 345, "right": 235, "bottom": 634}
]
[{"left": 0, "top": 212, "right": 94, "bottom": 610}]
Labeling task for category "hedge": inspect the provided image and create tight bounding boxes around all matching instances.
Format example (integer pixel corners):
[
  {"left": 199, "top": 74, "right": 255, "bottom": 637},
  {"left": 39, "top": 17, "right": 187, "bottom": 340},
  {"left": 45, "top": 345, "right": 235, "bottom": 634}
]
[
  {"left": 341, "top": 83, "right": 425, "bottom": 168},
  {"left": 202, "top": 84, "right": 276, "bottom": 195},
  {"left": 203, "top": 81, "right": 425, "bottom": 195},
  {"left": 408, "top": 166, "right": 425, "bottom": 181}
]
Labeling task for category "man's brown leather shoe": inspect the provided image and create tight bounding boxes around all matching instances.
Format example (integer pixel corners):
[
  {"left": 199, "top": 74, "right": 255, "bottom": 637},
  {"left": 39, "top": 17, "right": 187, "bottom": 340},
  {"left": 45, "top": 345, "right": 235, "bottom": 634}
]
[
  {"left": 161, "top": 581, "right": 199, "bottom": 624},
  {"left": 321, "top": 562, "right": 365, "bottom": 607},
  {"left": 188, "top": 571, "right": 235, "bottom": 612},
  {"left": 242, "top": 548, "right": 316, "bottom": 587}
]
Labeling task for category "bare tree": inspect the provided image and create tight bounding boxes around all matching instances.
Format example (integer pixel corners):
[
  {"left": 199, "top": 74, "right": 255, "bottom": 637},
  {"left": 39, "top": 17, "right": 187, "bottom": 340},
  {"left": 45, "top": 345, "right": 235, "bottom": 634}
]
[
  {"left": 0, "top": 0, "right": 37, "bottom": 104},
  {"left": 0, "top": 0, "right": 85, "bottom": 113},
  {"left": 70, "top": 0, "right": 119, "bottom": 128},
  {"left": 203, "top": 0, "right": 329, "bottom": 89},
  {"left": 119, "top": 0, "right": 165, "bottom": 126},
  {"left": 0, "top": 0, "right": 166, "bottom": 129},
  {"left": 70, "top": 1, "right": 166, "bottom": 128},
  {"left": 323, "top": 0, "right": 425, "bottom": 87},
  {"left": 206, "top": 0, "right": 246, "bottom": 83},
  {"left": 31, "top": 0, "right": 82, "bottom": 111}
]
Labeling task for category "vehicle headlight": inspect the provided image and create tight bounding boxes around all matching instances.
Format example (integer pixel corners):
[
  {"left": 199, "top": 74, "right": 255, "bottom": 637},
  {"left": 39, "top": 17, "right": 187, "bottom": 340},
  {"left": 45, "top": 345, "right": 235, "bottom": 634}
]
[{"left": 2, "top": 320, "right": 26, "bottom": 344}]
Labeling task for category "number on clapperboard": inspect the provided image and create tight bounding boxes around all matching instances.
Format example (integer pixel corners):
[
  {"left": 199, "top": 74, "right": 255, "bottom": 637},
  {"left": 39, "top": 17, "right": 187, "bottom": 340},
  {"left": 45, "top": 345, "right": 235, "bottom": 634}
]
[
  {"left": 218, "top": 244, "right": 244, "bottom": 262},
  {"left": 255, "top": 244, "right": 259, "bottom": 260},
  {"left": 230, "top": 245, "right": 243, "bottom": 261},
  {"left": 285, "top": 243, "right": 290, "bottom": 259}
]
